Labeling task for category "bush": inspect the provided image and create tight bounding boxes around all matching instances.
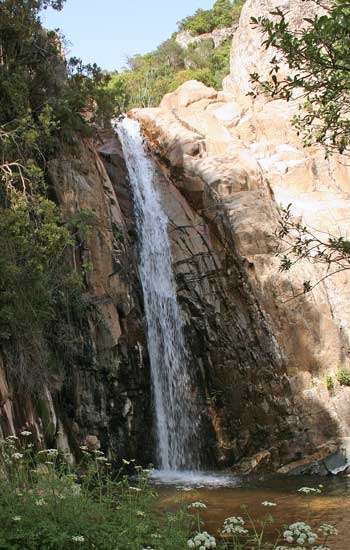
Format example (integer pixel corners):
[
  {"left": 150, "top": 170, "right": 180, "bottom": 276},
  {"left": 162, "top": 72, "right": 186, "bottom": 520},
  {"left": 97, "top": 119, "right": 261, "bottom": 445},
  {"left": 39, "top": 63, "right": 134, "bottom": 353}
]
[
  {"left": 337, "top": 368, "right": 350, "bottom": 387},
  {"left": 325, "top": 374, "right": 334, "bottom": 392},
  {"left": 178, "top": 0, "right": 245, "bottom": 36}
]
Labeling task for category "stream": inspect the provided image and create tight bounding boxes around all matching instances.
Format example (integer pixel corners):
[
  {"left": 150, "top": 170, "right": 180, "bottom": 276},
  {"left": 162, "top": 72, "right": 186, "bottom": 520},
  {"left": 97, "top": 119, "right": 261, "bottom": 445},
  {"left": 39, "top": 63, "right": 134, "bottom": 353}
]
[{"left": 154, "top": 474, "right": 349, "bottom": 549}]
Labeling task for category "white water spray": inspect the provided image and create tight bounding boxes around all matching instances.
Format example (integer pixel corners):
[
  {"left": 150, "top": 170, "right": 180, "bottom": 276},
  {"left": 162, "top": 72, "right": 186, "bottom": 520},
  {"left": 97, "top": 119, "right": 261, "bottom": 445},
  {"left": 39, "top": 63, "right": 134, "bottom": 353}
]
[{"left": 116, "top": 117, "right": 200, "bottom": 471}]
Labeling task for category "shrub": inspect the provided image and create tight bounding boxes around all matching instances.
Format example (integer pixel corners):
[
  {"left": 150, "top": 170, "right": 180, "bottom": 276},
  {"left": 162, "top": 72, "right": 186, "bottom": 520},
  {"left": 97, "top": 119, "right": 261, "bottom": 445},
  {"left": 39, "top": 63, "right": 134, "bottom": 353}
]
[
  {"left": 337, "top": 368, "right": 350, "bottom": 387},
  {"left": 325, "top": 374, "right": 334, "bottom": 392},
  {"left": 178, "top": 0, "right": 245, "bottom": 36}
]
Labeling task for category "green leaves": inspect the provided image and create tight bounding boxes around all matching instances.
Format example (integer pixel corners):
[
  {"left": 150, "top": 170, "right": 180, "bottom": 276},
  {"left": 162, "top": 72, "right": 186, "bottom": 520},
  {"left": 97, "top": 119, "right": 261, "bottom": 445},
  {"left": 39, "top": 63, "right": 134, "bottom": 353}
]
[
  {"left": 179, "top": 0, "right": 245, "bottom": 35},
  {"left": 250, "top": 0, "right": 350, "bottom": 154}
]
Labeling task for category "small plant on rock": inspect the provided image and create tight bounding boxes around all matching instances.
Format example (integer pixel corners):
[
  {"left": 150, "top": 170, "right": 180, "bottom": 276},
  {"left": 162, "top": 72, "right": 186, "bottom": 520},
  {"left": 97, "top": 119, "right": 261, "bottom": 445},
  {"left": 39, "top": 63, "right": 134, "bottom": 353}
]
[
  {"left": 325, "top": 374, "right": 334, "bottom": 392},
  {"left": 337, "top": 368, "right": 350, "bottom": 387}
]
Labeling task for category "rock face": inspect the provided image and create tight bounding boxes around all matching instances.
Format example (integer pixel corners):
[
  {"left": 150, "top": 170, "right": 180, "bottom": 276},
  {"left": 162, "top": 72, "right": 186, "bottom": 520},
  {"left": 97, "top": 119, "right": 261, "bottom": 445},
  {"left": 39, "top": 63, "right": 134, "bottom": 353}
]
[
  {"left": 176, "top": 27, "right": 234, "bottom": 50},
  {"left": 0, "top": 133, "right": 153, "bottom": 465},
  {"left": 132, "top": 0, "right": 350, "bottom": 469}
]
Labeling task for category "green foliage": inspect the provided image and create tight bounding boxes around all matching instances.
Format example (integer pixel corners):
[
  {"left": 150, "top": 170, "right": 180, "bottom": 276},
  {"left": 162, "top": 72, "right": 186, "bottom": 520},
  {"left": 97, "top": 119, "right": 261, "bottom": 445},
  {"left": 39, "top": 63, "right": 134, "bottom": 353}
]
[
  {"left": 107, "top": 34, "right": 232, "bottom": 111},
  {"left": 105, "top": 0, "right": 242, "bottom": 111},
  {"left": 0, "top": 439, "right": 191, "bottom": 550},
  {"left": 250, "top": 0, "right": 350, "bottom": 155},
  {"left": 0, "top": 0, "right": 106, "bottom": 389},
  {"left": 337, "top": 368, "right": 350, "bottom": 386},
  {"left": 275, "top": 203, "right": 350, "bottom": 298},
  {"left": 325, "top": 374, "right": 334, "bottom": 392},
  {"left": 179, "top": 0, "right": 244, "bottom": 35}
]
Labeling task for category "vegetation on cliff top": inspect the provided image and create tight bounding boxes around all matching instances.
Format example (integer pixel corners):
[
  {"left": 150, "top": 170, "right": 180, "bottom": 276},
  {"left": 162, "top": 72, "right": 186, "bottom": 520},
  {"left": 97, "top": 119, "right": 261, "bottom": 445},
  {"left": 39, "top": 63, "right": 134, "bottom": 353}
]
[
  {"left": 179, "top": 0, "right": 245, "bottom": 35},
  {"left": 105, "top": 0, "right": 245, "bottom": 111}
]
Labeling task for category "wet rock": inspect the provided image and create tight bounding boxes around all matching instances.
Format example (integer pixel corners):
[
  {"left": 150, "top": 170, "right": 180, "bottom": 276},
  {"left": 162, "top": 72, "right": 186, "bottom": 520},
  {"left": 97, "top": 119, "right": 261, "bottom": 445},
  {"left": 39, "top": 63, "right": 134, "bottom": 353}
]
[
  {"left": 233, "top": 450, "right": 273, "bottom": 475},
  {"left": 277, "top": 442, "right": 341, "bottom": 475}
]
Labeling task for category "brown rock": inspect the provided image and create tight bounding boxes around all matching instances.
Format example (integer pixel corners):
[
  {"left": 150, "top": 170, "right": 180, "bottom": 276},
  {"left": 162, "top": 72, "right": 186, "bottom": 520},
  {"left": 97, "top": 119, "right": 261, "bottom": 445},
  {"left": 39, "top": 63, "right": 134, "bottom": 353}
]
[{"left": 278, "top": 442, "right": 340, "bottom": 475}]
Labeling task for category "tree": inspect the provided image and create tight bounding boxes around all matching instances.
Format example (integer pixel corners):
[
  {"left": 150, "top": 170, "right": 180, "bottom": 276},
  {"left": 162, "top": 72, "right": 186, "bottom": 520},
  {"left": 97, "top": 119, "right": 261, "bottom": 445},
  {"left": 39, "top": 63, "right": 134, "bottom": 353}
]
[
  {"left": 177, "top": 0, "right": 242, "bottom": 36},
  {"left": 250, "top": 0, "right": 350, "bottom": 155},
  {"left": 250, "top": 0, "right": 350, "bottom": 293},
  {"left": 0, "top": 0, "right": 104, "bottom": 388}
]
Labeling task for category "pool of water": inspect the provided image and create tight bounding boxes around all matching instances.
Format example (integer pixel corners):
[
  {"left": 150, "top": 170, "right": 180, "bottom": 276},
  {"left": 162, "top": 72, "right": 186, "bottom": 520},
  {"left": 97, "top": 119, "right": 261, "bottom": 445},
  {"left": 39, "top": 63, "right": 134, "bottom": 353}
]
[{"left": 152, "top": 471, "right": 350, "bottom": 549}]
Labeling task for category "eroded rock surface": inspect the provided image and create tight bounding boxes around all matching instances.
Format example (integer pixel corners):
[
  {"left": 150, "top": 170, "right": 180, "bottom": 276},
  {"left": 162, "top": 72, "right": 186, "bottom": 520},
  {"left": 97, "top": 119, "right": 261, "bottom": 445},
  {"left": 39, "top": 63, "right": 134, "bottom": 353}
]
[{"left": 133, "top": 0, "right": 350, "bottom": 469}]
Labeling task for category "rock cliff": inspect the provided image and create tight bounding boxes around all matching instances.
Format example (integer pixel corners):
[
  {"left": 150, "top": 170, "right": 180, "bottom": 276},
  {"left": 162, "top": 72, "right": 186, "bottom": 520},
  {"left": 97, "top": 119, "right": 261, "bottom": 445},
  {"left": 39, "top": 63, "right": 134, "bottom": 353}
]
[{"left": 133, "top": 0, "right": 350, "bottom": 470}]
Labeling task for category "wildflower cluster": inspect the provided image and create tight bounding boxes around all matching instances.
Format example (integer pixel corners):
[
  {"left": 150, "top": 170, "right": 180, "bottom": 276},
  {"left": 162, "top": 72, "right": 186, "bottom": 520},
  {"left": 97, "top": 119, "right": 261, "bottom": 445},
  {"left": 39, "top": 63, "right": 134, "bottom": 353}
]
[
  {"left": 187, "top": 531, "right": 216, "bottom": 548},
  {"left": 71, "top": 535, "right": 85, "bottom": 543},
  {"left": 283, "top": 522, "right": 318, "bottom": 546},
  {"left": 319, "top": 525, "right": 337, "bottom": 537},
  {"left": 221, "top": 516, "right": 248, "bottom": 536},
  {"left": 262, "top": 500, "right": 277, "bottom": 507},
  {"left": 188, "top": 502, "right": 207, "bottom": 510}
]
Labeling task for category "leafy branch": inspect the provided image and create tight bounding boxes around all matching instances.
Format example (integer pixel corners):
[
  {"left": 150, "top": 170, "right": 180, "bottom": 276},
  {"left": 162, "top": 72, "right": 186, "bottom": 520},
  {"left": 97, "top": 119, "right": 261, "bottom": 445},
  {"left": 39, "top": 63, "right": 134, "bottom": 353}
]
[{"left": 276, "top": 204, "right": 350, "bottom": 299}]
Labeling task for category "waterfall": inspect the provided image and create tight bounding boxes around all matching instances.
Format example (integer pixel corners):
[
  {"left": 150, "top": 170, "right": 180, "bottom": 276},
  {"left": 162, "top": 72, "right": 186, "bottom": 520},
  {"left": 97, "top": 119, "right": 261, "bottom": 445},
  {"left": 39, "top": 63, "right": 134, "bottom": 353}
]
[{"left": 116, "top": 117, "right": 200, "bottom": 471}]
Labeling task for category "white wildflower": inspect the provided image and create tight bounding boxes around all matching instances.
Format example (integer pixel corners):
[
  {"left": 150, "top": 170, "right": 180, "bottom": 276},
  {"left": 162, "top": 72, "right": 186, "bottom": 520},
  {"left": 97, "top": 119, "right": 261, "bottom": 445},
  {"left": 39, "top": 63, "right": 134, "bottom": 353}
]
[
  {"left": 46, "top": 449, "right": 58, "bottom": 455},
  {"left": 223, "top": 516, "right": 245, "bottom": 525},
  {"left": 12, "top": 453, "right": 23, "bottom": 460},
  {"left": 188, "top": 502, "right": 207, "bottom": 510},
  {"left": 222, "top": 524, "right": 248, "bottom": 536},
  {"left": 283, "top": 521, "right": 317, "bottom": 546},
  {"left": 318, "top": 524, "right": 338, "bottom": 536},
  {"left": 136, "top": 511, "right": 145, "bottom": 517},
  {"left": 12, "top": 516, "right": 21, "bottom": 521},
  {"left": 20, "top": 430, "right": 32, "bottom": 437},
  {"left": 187, "top": 531, "right": 216, "bottom": 549},
  {"left": 71, "top": 535, "right": 85, "bottom": 543},
  {"left": 35, "top": 498, "right": 46, "bottom": 506}
]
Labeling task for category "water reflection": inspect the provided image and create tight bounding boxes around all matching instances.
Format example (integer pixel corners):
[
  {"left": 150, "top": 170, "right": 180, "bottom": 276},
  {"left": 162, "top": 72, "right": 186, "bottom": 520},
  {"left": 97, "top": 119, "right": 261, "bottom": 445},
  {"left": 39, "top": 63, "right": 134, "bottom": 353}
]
[{"left": 154, "top": 475, "right": 350, "bottom": 549}]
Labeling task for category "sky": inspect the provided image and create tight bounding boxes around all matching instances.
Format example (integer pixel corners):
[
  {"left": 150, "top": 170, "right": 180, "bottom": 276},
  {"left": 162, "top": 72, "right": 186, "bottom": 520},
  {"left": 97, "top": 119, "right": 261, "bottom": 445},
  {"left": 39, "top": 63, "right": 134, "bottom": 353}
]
[{"left": 41, "top": 0, "right": 214, "bottom": 72}]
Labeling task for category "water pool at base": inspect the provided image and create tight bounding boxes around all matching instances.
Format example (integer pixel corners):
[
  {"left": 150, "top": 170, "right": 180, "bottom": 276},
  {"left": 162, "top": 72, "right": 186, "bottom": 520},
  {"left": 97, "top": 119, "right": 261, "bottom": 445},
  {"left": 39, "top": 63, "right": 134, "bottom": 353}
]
[{"left": 152, "top": 472, "right": 350, "bottom": 549}]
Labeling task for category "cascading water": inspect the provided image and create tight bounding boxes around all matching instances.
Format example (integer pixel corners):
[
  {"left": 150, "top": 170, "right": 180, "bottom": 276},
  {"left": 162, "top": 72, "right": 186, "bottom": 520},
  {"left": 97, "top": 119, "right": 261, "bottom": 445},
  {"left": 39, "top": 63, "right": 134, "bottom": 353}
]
[{"left": 117, "top": 117, "right": 201, "bottom": 471}]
